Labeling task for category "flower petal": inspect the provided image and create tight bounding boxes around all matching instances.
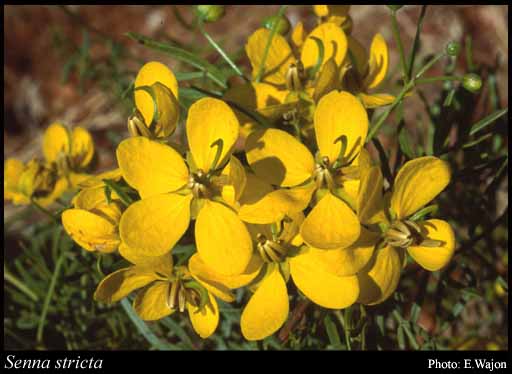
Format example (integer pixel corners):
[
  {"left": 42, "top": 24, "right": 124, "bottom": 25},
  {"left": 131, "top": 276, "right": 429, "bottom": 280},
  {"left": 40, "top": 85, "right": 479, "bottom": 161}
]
[
  {"left": 309, "top": 226, "right": 379, "bottom": 276},
  {"left": 189, "top": 253, "right": 263, "bottom": 302},
  {"left": 291, "top": 21, "right": 305, "bottom": 49},
  {"left": 4, "top": 158, "right": 24, "bottom": 199},
  {"left": 134, "top": 61, "right": 179, "bottom": 127},
  {"left": 301, "top": 22, "right": 348, "bottom": 70},
  {"left": 357, "top": 245, "right": 402, "bottom": 305},
  {"left": 195, "top": 200, "right": 252, "bottom": 276},
  {"left": 246, "top": 28, "right": 294, "bottom": 86},
  {"left": 116, "top": 137, "right": 189, "bottom": 198},
  {"left": 391, "top": 156, "right": 451, "bottom": 219},
  {"left": 358, "top": 165, "right": 385, "bottom": 225},
  {"left": 246, "top": 128, "right": 315, "bottom": 187},
  {"left": 359, "top": 93, "right": 395, "bottom": 108},
  {"left": 43, "top": 122, "right": 70, "bottom": 164},
  {"left": 62, "top": 208, "right": 119, "bottom": 253},
  {"left": 77, "top": 168, "right": 122, "bottom": 189},
  {"left": 314, "top": 90, "right": 368, "bottom": 165},
  {"left": 70, "top": 127, "right": 94, "bottom": 169},
  {"left": 119, "top": 193, "right": 192, "bottom": 256},
  {"left": 187, "top": 292, "right": 219, "bottom": 339},
  {"left": 239, "top": 184, "right": 315, "bottom": 224},
  {"left": 290, "top": 247, "right": 359, "bottom": 309},
  {"left": 364, "top": 33, "right": 389, "bottom": 90},
  {"left": 119, "top": 242, "right": 174, "bottom": 276},
  {"left": 301, "top": 191, "right": 360, "bottom": 249},
  {"left": 408, "top": 219, "right": 455, "bottom": 271},
  {"left": 133, "top": 281, "right": 173, "bottom": 321},
  {"left": 240, "top": 265, "right": 289, "bottom": 340},
  {"left": 94, "top": 267, "right": 160, "bottom": 304},
  {"left": 220, "top": 155, "right": 247, "bottom": 208},
  {"left": 187, "top": 98, "right": 239, "bottom": 172}
]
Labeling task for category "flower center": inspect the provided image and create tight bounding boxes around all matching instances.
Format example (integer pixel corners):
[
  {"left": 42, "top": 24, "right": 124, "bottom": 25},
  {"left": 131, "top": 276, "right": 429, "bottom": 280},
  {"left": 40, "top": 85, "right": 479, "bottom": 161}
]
[
  {"left": 187, "top": 169, "right": 212, "bottom": 199},
  {"left": 165, "top": 278, "right": 202, "bottom": 313},
  {"left": 256, "top": 233, "right": 289, "bottom": 263},
  {"left": 384, "top": 220, "right": 443, "bottom": 249},
  {"left": 314, "top": 156, "right": 336, "bottom": 190},
  {"left": 286, "top": 60, "right": 306, "bottom": 92}
]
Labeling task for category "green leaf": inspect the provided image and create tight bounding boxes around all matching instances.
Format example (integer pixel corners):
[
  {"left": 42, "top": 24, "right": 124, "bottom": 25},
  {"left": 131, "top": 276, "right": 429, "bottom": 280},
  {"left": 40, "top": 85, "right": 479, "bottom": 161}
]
[
  {"left": 324, "top": 314, "right": 343, "bottom": 349},
  {"left": 398, "top": 125, "right": 415, "bottom": 159},
  {"left": 469, "top": 108, "right": 508, "bottom": 136},
  {"left": 126, "top": 32, "right": 228, "bottom": 89},
  {"left": 409, "top": 204, "right": 438, "bottom": 221},
  {"left": 102, "top": 179, "right": 134, "bottom": 207},
  {"left": 410, "top": 303, "right": 421, "bottom": 324}
]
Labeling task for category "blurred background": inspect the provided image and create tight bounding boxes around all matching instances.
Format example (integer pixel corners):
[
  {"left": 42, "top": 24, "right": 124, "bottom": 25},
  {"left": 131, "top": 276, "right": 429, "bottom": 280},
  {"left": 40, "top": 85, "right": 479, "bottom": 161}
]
[{"left": 3, "top": 5, "right": 508, "bottom": 350}]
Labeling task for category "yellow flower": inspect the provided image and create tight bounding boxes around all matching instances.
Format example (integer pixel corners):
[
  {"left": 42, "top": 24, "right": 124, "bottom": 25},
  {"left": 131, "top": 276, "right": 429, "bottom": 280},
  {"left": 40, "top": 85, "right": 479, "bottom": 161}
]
[
  {"left": 356, "top": 157, "right": 455, "bottom": 305},
  {"left": 245, "top": 22, "right": 347, "bottom": 94},
  {"left": 241, "top": 90, "right": 368, "bottom": 250},
  {"left": 42, "top": 122, "right": 95, "bottom": 187},
  {"left": 342, "top": 34, "right": 396, "bottom": 108},
  {"left": 94, "top": 249, "right": 220, "bottom": 339},
  {"left": 62, "top": 182, "right": 123, "bottom": 253},
  {"left": 312, "top": 5, "right": 352, "bottom": 33},
  {"left": 117, "top": 97, "right": 252, "bottom": 276},
  {"left": 130, "top": 61, "right": 180, "bottom": 138},
  {"left": 4, "top": 158, "right": 65, "bottom": 207}
]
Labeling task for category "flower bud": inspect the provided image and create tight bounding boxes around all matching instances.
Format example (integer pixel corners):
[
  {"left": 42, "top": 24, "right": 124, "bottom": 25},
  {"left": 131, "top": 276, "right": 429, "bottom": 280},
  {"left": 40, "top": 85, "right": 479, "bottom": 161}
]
[
  {"left": 196, "top": 5, "right": 225, "bottom": 22},
  {"left": 387, "top": 5, "right": 404, "bottom": 12},
  {"left": 445, "top": 41, "right": 461, "bottom": 57},
  {"left": 262, "top": 14, "right": 291, "bottom": 35},
  {"left": 462, "top": 73, "right": 482, "bottom": 93}
]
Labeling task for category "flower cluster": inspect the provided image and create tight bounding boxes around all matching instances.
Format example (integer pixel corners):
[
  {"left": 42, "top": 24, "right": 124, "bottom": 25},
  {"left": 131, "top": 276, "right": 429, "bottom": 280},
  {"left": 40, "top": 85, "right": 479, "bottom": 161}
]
[{"left": 5, "top": 5, "right": 457, "bottom": 342}]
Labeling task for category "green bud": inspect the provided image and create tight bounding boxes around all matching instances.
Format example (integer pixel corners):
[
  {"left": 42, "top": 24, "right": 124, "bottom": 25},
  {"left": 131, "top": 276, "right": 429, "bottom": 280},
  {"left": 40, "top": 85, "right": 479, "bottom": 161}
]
[
  {"left": 445, "top": 41, "right": 461, "bottom": 57},
  {"left": 462, "top": 73, "right": 482, "bottom": 93},
  {"left": 262, "top": 14, "right": 291, "bottom": 35},
  {"left": 196, "top": 5, "right": 225, "bottom": 22},
  {"left": 387, "top": 5, "right": 404, "bottom": 12}
]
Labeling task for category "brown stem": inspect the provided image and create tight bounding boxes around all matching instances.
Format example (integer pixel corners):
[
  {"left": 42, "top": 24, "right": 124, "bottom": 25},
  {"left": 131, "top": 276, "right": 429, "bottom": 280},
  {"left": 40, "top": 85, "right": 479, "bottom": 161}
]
[{"left": 278, "top": 299, "right": 311, "bottom": 343}]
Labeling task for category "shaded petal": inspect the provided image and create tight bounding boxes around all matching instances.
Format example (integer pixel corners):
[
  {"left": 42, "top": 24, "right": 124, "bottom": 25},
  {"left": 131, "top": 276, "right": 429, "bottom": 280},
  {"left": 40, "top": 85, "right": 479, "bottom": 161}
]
[
  {"left": 290, "top": 247, "right": 359, "bottom": 309},
  {"left": 246, "top": 28, "right": 294, "bottom": 86},
  {"left": 134, "top": 61, "right": 179, "bottom": 127},
  {"left": 364, "top": 33, "right": 389, "bottom": 90},
  {"left": 246, "top": 128, "right": 315, "bottom": 187},
  {"left": 314, "top": 90, "right": 368, "bottom": 165},
  {"left": 116, "top": 137, "right": 189, "bottom": 198},
  {"left": 240, "top": 265, "right": 289, "bottom": 341},
  {"left": 62, "top": 208, "right": 119, "bottom": 253},
  {"left": 195, "top": 200, "right": 252, "bottom": 276},
  {"left": 239, "top": 172, "right": 274, "bottom": 206},
  {"left": 359, "top": 93, "right": 395, "bottom": 108},
  {"left": 43, "top": 122, "right": 70, "bottom": 164},
  {"left": 313, "top": 57, "right": 339, "bottom": 102},
  {"left": 358, "top": 165, "right": 385, "bottom": 225},
  {"left": 239, "top": 184, "right": 315, "bottom": 224},
  {"left": 408, "top": 219, "right": 455, "bottom": 271},
  {"left": 309, "top": 226, "right": 379, "bottom": 276},
  {"left": 391, "top": 156, "right": 451, "bottom": 219},
  {"left": 187, "top": 97, "right": 239, "bottom": 172},
  {"left": 187, "top": 292, "right": 219, "bottom": 339},
  {"left": 119, "top": 193, "right": 192, "bottom": 256},
  {"left": 70, "top": 127, "right": 94, "bottom": 169},
  {"left": 357, "top": 245, "right": 402, "bottom": 305},
  {"left": 301, "top": 22, "right": 348, "bottom": 70},
  {"left": 347, "top": 35, "right": 368, "bottom": 77},
  {"left": 301, "top": 192, "right": 360, "bottom": 249},
  {"left": 133, "top": 281, "right": 174, "bottom": 321},
  {"left": 94, "top": 267, "right": 160, "bottom": 303}
]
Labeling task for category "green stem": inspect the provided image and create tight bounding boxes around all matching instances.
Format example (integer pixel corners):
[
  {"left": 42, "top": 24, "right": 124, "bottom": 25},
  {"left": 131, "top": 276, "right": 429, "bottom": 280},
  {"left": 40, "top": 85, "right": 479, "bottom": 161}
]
[
  {"left": 4, "top": 265, "right": 39, "bottom": 302},
  {"left": 198, "top": 20, "right": 249, "bottom": 82},
  {"left": 36, "top": 229, "right": 64, "bottom": 344},
  {"left": 407, "top": 5, "right": 428, "bottom": 80},
  {"left": 366, "top": 52, "right": 446, "bottom": 142},
  {"left": 415, "top": 75, "right": 463, "bottom": 85},
  {"left": 390, "top": 10, "right": 408, "bottom": 83},
  {"left": 255, "top": 5, "right": 288, "bottom": 83}
]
